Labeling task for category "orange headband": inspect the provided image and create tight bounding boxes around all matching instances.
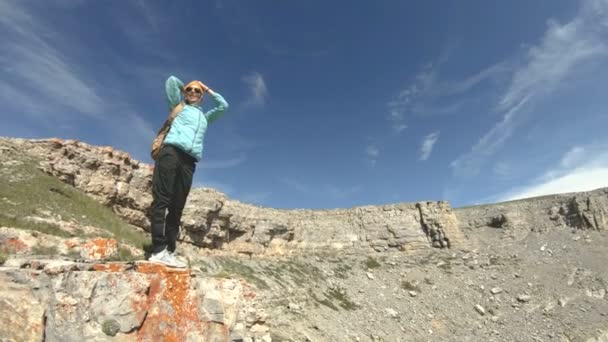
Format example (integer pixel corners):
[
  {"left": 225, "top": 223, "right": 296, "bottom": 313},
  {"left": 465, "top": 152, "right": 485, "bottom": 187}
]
[{"left": 184, "top": 80, "right": 205, "bottom": 91}]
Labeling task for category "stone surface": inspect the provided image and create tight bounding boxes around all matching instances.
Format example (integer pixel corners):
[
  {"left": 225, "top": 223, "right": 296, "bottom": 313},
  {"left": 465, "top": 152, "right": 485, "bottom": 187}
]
[
  {"left": 456, "top": 189, "right": 608, "bottom": 237},
  {"left": 2, "top": 137, "right": 608, "bottom": 342},
  {"left": 2, "top": 138, "right": 464, "bottom": 255},
  {"left": 0, "top": 227, "right": 142, "bottom": 261},
  {"left": 0, "top": 259, "right": 261, "bottom": 342},
  {"left": 0, "top": 275, "right": 45, "bottom": 341}
]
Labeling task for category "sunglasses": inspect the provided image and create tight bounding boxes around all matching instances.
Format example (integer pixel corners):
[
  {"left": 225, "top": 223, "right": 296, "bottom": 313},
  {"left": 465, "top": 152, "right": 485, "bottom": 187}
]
[{"left": 185, "top": 86, "right": 203, "bottom": 94}]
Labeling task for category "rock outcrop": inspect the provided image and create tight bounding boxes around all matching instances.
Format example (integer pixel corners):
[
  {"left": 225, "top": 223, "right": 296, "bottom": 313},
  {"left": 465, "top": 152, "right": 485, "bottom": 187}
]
[
  {"left": 456, "top": 188, "right": 608, "bottom": 239},
  {"left": 1, "top": 138, "right": 465, "bottom": 254},
  {"left": 2, "top": 137, "right": 608, "bottom": 342},
  {"left": 0, "top": 258, "right": 262, "bottom": 341}
]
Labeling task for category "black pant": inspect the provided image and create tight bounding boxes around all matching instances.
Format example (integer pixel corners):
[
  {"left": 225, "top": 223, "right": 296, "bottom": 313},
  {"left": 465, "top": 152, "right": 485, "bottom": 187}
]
[{"left": 150, "top": 145, "right": 195, "bottom": 253}]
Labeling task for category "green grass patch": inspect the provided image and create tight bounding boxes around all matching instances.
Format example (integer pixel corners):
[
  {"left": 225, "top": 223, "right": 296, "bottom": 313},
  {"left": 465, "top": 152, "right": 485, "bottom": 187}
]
[
  {"left": 364, "top": 256, "right": 381, "bottom": 269},
  {"left": 333, "top": 264, "right": 352, "bottom": 279},
  {"left": 0, "top": 157, "right": 148, "bottom": 250},
  {"left": 308, "top": 290, "right": 339, "bottom": 311},
  {"left": 63, "top": 249, "right": 81, "bottom": 260},
  {"left": 0, "top": 214, "right": 72, "bottom": 238},
  {"left": 31, "top": 245, "right": 59, "bottom": 256},
  {"left": 216, "top": 257, "right": 269, "bottom": 289},
  {"left": 213, "top": 270, "right": 233, "bottom": 279},
  {"left": 0, "top": 253, "right": 6, "bottom": 265},
  {"left": 258, "top": 259, "right": 325, "bottom": 288},
  {"left": 401, "top": 280, "right": 420, "bottom": 292},
  {"left": 327, "top": 288, "right": 359, "bottom": 310},
  {"left": 106, "top": 245, "right": 141, "bottom": 262},
  {"left": 270, "top": 332, "right": 292, "bottom": 342}
]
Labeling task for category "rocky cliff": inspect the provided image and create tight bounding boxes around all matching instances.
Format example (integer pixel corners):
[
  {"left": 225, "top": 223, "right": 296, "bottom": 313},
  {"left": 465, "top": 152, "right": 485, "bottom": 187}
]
[
  {"left": 1, "top": 137, "right": 607, "bottom": 342},
  {"left": 2, "top": 138, "right": 465, "bottom": 254}
]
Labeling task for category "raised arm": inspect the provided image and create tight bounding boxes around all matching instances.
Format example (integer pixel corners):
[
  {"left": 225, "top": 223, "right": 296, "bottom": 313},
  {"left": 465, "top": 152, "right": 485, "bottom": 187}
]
[
  {"left": 204, "top": 90, "right": 229, "bottom": 124},
  {"left": 165, "top": 75, "right": 184, "bottom": 110}
]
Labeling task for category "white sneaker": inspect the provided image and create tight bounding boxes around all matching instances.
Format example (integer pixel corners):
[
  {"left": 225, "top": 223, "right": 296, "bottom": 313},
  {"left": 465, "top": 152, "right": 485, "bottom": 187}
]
[
  {"left": 148, "top": 249, "right": 186, "bottom": 268},
  {"left": 168, "top": 250, "right": 188, "bottom": 267}
]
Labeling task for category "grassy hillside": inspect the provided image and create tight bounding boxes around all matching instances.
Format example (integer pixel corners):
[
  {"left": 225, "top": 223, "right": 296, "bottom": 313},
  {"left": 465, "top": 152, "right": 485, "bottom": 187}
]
[{"left": 0, "top": 146, "right": 148, "bottom": 250}]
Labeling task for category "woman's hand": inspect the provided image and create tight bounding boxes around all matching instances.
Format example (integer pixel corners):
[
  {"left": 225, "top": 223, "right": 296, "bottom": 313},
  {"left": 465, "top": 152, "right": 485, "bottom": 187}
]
[{"left": 199, "top": 83, "right": 211, "bottom": 93}]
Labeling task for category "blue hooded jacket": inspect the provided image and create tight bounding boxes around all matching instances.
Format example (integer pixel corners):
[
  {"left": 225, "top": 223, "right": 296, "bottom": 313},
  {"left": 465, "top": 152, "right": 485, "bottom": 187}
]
[{"left": 162, "top": 76, "right": 229, "bottom": 162}]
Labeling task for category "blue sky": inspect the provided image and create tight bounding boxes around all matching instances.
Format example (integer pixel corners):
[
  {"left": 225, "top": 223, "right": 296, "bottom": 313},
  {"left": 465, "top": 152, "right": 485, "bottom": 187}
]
[{"left": 3, "top": 0, "right": 608, "bottom": 209}]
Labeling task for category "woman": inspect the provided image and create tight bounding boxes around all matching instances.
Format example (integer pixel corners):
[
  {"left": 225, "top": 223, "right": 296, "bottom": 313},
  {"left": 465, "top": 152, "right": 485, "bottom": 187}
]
[{"left": 149, "top": 75, "right": 229, "bottom": 268}]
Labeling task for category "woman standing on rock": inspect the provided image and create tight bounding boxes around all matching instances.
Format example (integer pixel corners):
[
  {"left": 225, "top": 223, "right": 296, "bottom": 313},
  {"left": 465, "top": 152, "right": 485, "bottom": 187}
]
[{"left": 148, "top": 75, "right": 229, "bottom": 268}]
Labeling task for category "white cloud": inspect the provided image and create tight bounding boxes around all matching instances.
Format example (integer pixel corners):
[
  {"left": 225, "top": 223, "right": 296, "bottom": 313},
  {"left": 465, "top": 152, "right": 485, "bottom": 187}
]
[
  {"left": 419, "top": 131, "right": 440, "bottom": 161},
  {"left": 281, "top": 178, "right": 362, "bottom": 200},
  {"left": 387, "top": 63, "right": 436, "bottom": 133},
  {"left": 242, "top": 71, "right": 268, "bottom": 106},
  {"left": 560, "top": 146, "right": 586, "bottom": 168},
  {"left": 281, "top": 178, "right": 311, "bottom": 194},
  {"left": 134, "top": 0, "right": 159, "bottom": 30},
  {"left": 236, "top": 191, "right": 272, "bottom": 204},
  {"left": 110, "top": 110, "right": 158, "bottom": 160},
  {"left": 388, "top": 61, "right": 506, "bottom": 128},
  {"left": 440, "top": 63, "right": 508, "bottom": 95},
  {"left": 201, "top": 155, "right": 247, "bottom": 169},
  {"left": 365, "top": 144, "right": 380, "bottom": 166},
  {"left": 498, "top": 168, "right": 608, "bottom": 202},
  {"left": 0, "top": 1, "right": 104, "bottom": 118},
  {"left": 366, "top": 145, "right": 379, "bottom": 157},
  {"left": 324, "top": 184, "right": 362, "bottom": 199},
  {"left": 0, "top": 1, "right": 165, "bottom": 163},
  {"left": 493, "top": 161, "right": 515, "bottom": 180},
  {"left": 451, "top": 0, "right": 608, "bottom": 177},
  {"left": 450, "top": 96, "right": 530, "bottom": 176},
  {"left": 495, "top": 144, "right": 608, "bottom": 202},
  {"left": 393, "top": 124, "right": 408, "bottom": 133},
  {"left": 195, "top": 179, "right": 235, "bottom": 195}
]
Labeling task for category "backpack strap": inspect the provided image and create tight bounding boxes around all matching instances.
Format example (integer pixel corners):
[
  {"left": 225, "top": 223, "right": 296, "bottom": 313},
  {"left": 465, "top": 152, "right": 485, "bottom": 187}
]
[{"left": 151, "top": 102, "right": 185, "bottom": 160}]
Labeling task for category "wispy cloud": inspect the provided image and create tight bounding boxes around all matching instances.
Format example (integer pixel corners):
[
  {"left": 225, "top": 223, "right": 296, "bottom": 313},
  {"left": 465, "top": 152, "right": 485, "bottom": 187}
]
[
  {"left": 111, "top": 110, "right": 158, "bottom": 158},
  {"left": 200, "top": 155, "right": 247, "bottom": 169},
  {"left": 194, "top": 178, "right": 235, "bottom": 195},
  {"left": 133, "top": 0, "right": 159, "bottom": 31},
  {"left": 387, "top": 63, "right": 435, "bottom": 133},
  {"left": 119, "top": 1, "right": 170, "bottom": 57},
  {"left": 493, "top": 161, "right": 515, "bottom": 180},
  {"left": 281, "top": 178, "right": 311, "bottom": 194},
  {"left": 388, "top": 60, "right": 506, "bottom": 131},
  {"left": 450, "top": 95, "right": 530, "bottom": 176},
  {"left": 440, "top": 63, "right": 508, "bottom": 96},
  {"left": 281, "top": 177, "right": 362, "bottom": 200},
  {"left": 451, "top": 0, "right": 608, "bottom": 177},
  {"left": 242, "top": 71, "right": 268, "bottom": 106},
  {"left": 0, "top": 1, "right": 104, "bottom": 119},
  {"left": 419, "top": 131, "right": 440, "bottom": 161},
  {"left": 494, "top": 144, "right": 608, "bottom": 202},
  {"left": 324, "top": 184, "right": 362, "bottom": 200},
  {"left": 236, "top": 191, "right": 272, "bottom": 204},
  {"left": 365, "top": 144, "right": 380, "bottom": 166},
  {"left": 560, "top": 146, "right": 586, "bottom": 168},
  {"left": 0, "top": 1, "right": 166, "bottom": 162}
]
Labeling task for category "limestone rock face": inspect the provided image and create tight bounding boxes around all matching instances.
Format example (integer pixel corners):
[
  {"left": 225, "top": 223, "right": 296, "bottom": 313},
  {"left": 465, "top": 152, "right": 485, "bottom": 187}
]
[
  {"left": 0, "top": 227, "right": 142, "bottom": 261},
  {"left": 0, "top": 259, "right": 260, "bottom": 342},
  {"left": 0, "top": 275, "right": 45, "bottom": 342},
  {"left": 3, "top": 138, "right": 463, "bottom": 254},
  {"left": 456, "top": 188, "right": 608, "bottom": 239}
]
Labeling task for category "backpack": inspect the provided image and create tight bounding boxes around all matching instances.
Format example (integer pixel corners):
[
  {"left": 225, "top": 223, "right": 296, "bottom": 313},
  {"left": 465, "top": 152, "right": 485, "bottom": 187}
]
[{"left": 150, "top": 102, "right": 185, "bottom": 160}]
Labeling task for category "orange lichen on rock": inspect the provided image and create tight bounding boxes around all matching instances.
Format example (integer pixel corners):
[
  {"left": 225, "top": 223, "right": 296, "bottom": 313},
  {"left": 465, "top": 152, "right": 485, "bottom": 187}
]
[
  {"left": 4, "top": 238, "right": 29, "bottom": 253},
  {"left": 81, "top": 238, "right": 118, "bottom": 260},
  {"left": 134, "top": 262, "right": 205, "bottom": 341}
]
